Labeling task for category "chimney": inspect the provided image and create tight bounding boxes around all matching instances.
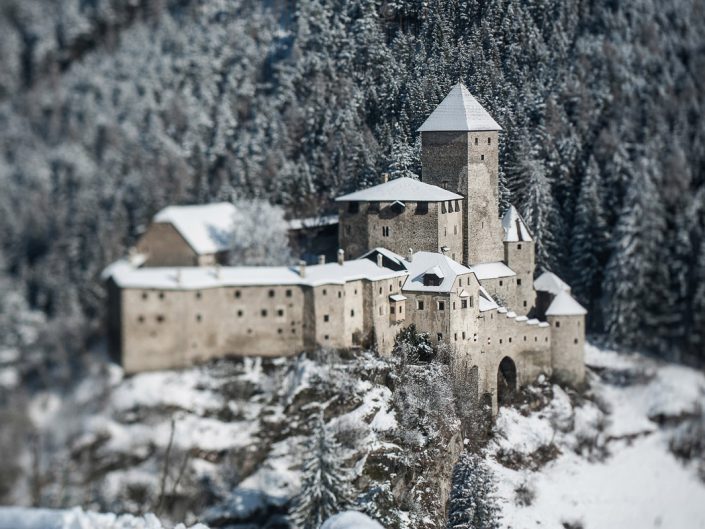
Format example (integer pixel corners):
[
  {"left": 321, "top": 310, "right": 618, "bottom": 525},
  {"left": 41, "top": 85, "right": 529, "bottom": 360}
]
[
  {"left": 318, "top": 255, "right": 326, "bottom": 265},
  {"left": 299, "top": 260, "right": 306, "bottom": 278},
  {"left": 377, "top": 253, "right": 384, "bottom": 268},
  {"left": 407, "top": 248, "right": 413, "bottom": 262},
  {"left": 382, "top": 172, "right": 389, "bottom": 183},
  {"left": 337, "top": 249, "right": 345, "bottom": 265}
]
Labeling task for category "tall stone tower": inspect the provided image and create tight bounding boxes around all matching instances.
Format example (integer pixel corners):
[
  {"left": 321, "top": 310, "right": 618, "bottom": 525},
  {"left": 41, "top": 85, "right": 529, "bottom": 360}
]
[{"left": 418, "top": 83, "right": 504, "bottom": 265}]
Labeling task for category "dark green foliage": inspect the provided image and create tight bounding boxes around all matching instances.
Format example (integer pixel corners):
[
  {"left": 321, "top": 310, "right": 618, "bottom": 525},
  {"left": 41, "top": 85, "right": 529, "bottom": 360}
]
[
  {"left": 447, "top": 452, "right": 501, "bottom": 529},
  {"left": 393, "top": 324, "right": 434, "bottom": 363}
]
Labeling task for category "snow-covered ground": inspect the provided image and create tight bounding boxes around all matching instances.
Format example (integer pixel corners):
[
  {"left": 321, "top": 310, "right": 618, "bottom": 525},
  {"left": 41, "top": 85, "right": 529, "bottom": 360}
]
[
  {"left": 488, "top": 344, "right": 705, "bottom": 529},
  {"left": 0, "top": 507, "right": 208, "bottom": 529}
]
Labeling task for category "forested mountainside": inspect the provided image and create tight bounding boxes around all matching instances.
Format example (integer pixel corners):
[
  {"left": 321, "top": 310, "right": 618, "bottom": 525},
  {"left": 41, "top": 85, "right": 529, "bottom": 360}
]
[{"left": 0, "top": 0, "right": 704, "bottom": 364}]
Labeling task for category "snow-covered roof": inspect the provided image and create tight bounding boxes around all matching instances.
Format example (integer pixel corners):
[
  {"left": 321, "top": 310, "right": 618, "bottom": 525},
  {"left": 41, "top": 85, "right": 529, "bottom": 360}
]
[
  {"left": 470, "top": 261, "right": 516, "bottom": 280},
  {"left": 153, "top": 202, "right": 236, "bottom": 255},
  {"left": 360, "top": 248, "right": 408, "bottom": 270},
  {"left": 103, "top": 257, "right": 407, "bottom": 290},
  {"left": 418, "top": 83, "right": 502, "bottom": 132},
  {"left": 335, "top": 177, "right": 462, "bottom": 202},
  {"left": 502, "top": 205, "right": 533, "bottom": 242},
  {"left": 546, "top": 291, "right": 587, "bottom": 316},
  {"left": 403, "top": 251, "right": 472, "bottom": 293},
  {"left": 389, "top": 294, "right": 407, "bottom": 302},
  {"left": 478, "top": 286, "right": 499, "bottom": 312},
  {"left": 287, "top": 214, "right": 338, "bottom": 231},
  {"left": 534, "top": 271, "right": 571, "bottom": 295}
]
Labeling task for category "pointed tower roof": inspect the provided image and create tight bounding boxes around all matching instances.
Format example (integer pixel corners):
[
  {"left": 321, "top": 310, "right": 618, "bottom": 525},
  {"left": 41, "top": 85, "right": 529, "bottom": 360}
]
[
  {"left": 418, "top": 83, "right": 502, "bottom": 132},
  {"left": 546, "top": 291, "right": 587, "bottom": 316},
  {"left": 502, "top": 205, "right": 533, "bottom": 242}
]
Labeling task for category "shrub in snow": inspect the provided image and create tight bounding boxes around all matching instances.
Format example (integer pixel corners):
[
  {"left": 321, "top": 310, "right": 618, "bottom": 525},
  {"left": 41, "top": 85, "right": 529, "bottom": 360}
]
[
  {"left": 447, "top": 452, "right": 501, "bottom": 529},
  {"left": 513, "top": 478, "right": 536, "bottom": 507},
  {"left": 669, "top": 405, "right": 705, "bottom": 480},
  {"left": 290, "top": 410, "right": 353, "bottom": 529},
  {"left": 393, "top": 325, "right": 434, "bottom": 364}
]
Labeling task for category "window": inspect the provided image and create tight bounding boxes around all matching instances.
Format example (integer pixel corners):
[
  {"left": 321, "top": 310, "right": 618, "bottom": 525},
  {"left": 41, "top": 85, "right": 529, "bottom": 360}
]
[
  {"left": 481, "top": 154, "right": 485, "bottom": 161},
  {"left": 546, "top": 337, "right": 549, "bottom": 342},
  {"left": 354, "top": 289, "right": 358, "bottom": 295},
  {"left": 469, "top": 297, "right": 474, "bottom": 307},
  {"left": 379, "top": 287, "right": 382, "bottom": 294},
  {"left": 416, "top": 202, "right": 428, "bottom": 215},
  {"left": 423, "top": 275, "right": 441, "bottom": 287},
  {"left": 437, "top": 333, "right": 443, "bottom": 341},
  {"left": 454, "top": 333, "right": 458, "bottom": 341},
  {"left": 389, "top": 284, "right": 393, "bottom": 292},
  {"left": 535, "top": 336, "right": 538, "bottom": 342},
  {"left": 461, "top": 299, "right": 468, "bottom": 309},
  {"left": 438, "top": 301, "right": 445, "bottom": 311},
  {"left": 441, "top": 202, "right": 447, "bottom": 214},
  {"left": 142, "top": 292, "right": 148, "bottom": 300},
  {"left": 156, "top": 315, "right": 164, "bottom": 323},
  {"left": 462, "top": 332, "right": 466, "bottom": 339},
  {"left": 159, "top": 292, "right": 164, "bottom": 300},
  {"left": 453, "top": 302, "right": 456, "bottom": 309},
  {"left": 524, "top": 336, "right": 527, "bottom": 341},
  {"left": 237, "top": 310, "right": 243, "bottom": 317},
  {"left": 475, "top": 137, "right": 478, "bottom": 145},
  {"left": 277, "top": 309, "right": 284, "bottom": 317},
  {"left": 324, "top": 335, "right": 330, "bottom": 340},
  {"left": 278, "top": 328, "right": 283, "bottom": 334},
  {"left": 391, "top": 306, "right": 396, "bottom": 315},
  {"left": 574, "top": 338, "right": 579, "bottom": 344},
  {"left": 382, "top": 226, "right": 390, "bottom": 237},
  {"left": 351, "top": 310, "right": 355, "bottom": 317},
  {"left": 196, "top": 292, "right": 202, "bottom": 299},
  {"left": 517, "top": 278, "right": 522, "bottom": 286},
  {"left": 268, "top": 289, "right": 275, "bottom": 298},
  {"left": 499, "top": 280, "right": 503, "bottom": 286},
  {"left": 499, "top": 339, "right": 503, "bottom": 344},
  {"left": 488, "top": 137, "right": 491, "bottom": 145},
  {"left": 517, "top": 244, "right": 522, "bottom": 250},
  {"left": 399, "top": 306, "right": 403, "bottom": 313},
  {"left": 261, "top": 309, "right": 268, "bottom": 317},
  {"left": 348, "top": 202, "right": 359, "bottom": 214},
  {"left": 556, "top": 321, "right": 561, "bottom": 328},
  {"left": 417, "top": 300, "right": 425, "bottom": 310},
  {"left": 235, "top": 290, "right": 241, "bottom": 298},
  {"left": 286, "top": 289, "right": 292, "bottom": 297},
  {"left": 323, "top": 289, "right": 327, "bottom": 296},
  {"left": 324, "top": 315, "right": 329, "bottom": 322},
  {"left": 196, "top": 314, "right": 202, "bottom": 322},
  {"left": 399, "top": 280, "right": 403, "bottom": 287},
  {"left": 338, "top": 291, "right": 342, "bottom": 298},
  {"left": 137, "top": 315, "right": 144, "bottom": 323},
  {"left": 523, "top": 301, "right": 528, "bottom": 307},
  {"left": 292, "top": 329, "right": 296, "bottom": 334},
  {"left": 509, "top": 337, "right": 512, "bottom": 343},
  {"left": 455, "top": 200, "right": 460, "bottom": 212}
]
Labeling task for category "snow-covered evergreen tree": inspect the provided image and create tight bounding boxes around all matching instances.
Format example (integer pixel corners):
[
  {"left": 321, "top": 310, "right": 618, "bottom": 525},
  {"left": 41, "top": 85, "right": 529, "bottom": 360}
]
[
  {"left": 227, "top": 199, "right": 292, "bottom": 266},
  {"left": 447, "top": 452, "right": 501, "bottom": 529},
  {"left": 290, "top": 410, "right": 353, "bottom": 529}
]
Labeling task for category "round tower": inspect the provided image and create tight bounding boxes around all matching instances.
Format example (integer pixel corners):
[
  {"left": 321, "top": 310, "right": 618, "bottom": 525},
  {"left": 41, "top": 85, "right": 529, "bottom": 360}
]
[{"left": 546, "top": 291, "right": 587, "bottom": 386}]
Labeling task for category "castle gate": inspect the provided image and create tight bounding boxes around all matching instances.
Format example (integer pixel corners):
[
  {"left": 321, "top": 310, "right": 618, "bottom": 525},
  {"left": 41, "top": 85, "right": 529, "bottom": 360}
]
[{"left": 497, "top": 356, "right": 517, "bottom": 406}]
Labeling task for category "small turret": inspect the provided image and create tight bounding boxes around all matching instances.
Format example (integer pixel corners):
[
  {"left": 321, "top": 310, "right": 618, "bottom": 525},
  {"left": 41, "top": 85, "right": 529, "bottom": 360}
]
[{"left": 502, "top": 205, "right": 535, "bottom": 314}]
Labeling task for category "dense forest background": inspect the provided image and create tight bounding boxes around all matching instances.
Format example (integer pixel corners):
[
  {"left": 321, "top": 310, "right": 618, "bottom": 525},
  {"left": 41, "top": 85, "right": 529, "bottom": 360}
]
[{"left": 0, "top": 0, "right": 703, "bottom": 367}]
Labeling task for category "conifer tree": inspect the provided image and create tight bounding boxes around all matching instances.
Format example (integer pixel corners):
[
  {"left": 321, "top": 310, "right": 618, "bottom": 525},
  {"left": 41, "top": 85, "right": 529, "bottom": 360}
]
[
  {"left": 447, "top": 452, "right": 500, "bottom": 529},
  {"left": 290, "top": 410, "right": 353, "bottom": 529}
]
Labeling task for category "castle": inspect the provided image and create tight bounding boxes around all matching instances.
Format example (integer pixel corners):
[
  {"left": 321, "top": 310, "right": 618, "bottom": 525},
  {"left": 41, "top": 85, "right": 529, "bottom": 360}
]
[{"left": 104, "top": 83, "right": 586, "bottom": 413}]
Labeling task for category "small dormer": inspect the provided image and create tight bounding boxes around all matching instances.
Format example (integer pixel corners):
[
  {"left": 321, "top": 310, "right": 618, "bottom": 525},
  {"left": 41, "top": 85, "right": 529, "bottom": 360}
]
[{"left": 422, "top": 266, "right": 445, "bottom": 287}]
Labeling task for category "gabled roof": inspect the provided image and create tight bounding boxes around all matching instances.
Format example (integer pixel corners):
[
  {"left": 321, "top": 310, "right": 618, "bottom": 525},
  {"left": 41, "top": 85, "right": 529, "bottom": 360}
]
[
  {"left": 502, "top": 205, "right": 533, "bottom": 242},
  {"left": 470, "top": 261, "right": 516, "bottom": 280},
  {"left": 335, "top": 177, "right": 462, "bottom": 203},
  {"left": 478, "top": 286, "right": 499, "bottom": 312},
  {"left": 418, "top": 83, "right": 502, "bottom": 132},
  {"left": 360, "top": 248, "right": 408, "bottom": 271},
  {"left": 402, "top": 251, "right": 472, "bottom": 293},
  {"left": 534, "top": 272, "right": 571, "bottom": 296},
  {"left": 546, "top": 291, "right": 587, "bottom": 316},
  {"left": 153, "top": 203, "right": 236, "bottom": 255}
]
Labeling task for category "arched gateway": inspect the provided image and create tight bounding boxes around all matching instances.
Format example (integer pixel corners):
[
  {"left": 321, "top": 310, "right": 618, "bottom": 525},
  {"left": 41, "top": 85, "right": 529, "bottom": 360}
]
[{"left": 497, "top": 356, "right": 517, "bottom": 406}]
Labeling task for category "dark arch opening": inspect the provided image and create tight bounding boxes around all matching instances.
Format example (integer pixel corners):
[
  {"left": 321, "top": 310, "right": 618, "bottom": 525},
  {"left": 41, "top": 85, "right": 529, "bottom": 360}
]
[{"left": 497, "top": 356, "right": 517, "bottom": 407}]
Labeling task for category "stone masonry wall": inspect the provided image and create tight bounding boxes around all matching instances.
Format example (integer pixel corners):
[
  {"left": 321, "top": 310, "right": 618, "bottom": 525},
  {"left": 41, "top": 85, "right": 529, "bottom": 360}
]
[
  {"left": 504, "top": 240, "right": 536, "bottom": 315},
  {"left": 136, "top": 223, "right": 200, "bottom": 267},
  {"left": 548, "top": 314, "right": 586, "bottom": 386}
]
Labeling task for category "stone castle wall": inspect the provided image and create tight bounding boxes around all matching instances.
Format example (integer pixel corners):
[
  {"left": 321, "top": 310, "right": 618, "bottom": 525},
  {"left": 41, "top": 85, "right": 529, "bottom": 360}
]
[
  {"left": 339, "top": 200, "right": 463, "bottom": 261},
  {"left": 504, "top": 241, "right": 536, "bottom": 314},
  {"left": 136, "top": 223, "right": 200, "bottom": 267},
  {"left": 547, "top": 314, "right": 586, "bottom": 386}
]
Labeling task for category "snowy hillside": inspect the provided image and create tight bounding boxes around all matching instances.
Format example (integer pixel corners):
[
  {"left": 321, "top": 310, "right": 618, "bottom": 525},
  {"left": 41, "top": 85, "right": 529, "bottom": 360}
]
[{"left": 487, "top": 344, "right": 705, "bottom": 529}]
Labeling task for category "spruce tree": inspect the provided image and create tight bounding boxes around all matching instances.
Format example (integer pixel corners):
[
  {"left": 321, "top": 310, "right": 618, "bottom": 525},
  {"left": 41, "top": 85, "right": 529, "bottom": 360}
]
[
  {"left": 290, "top": 410, "right": 353, "bottom": 529},
  {"left": 447, "top": 452, "right": 500, "bottom": 529}
]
